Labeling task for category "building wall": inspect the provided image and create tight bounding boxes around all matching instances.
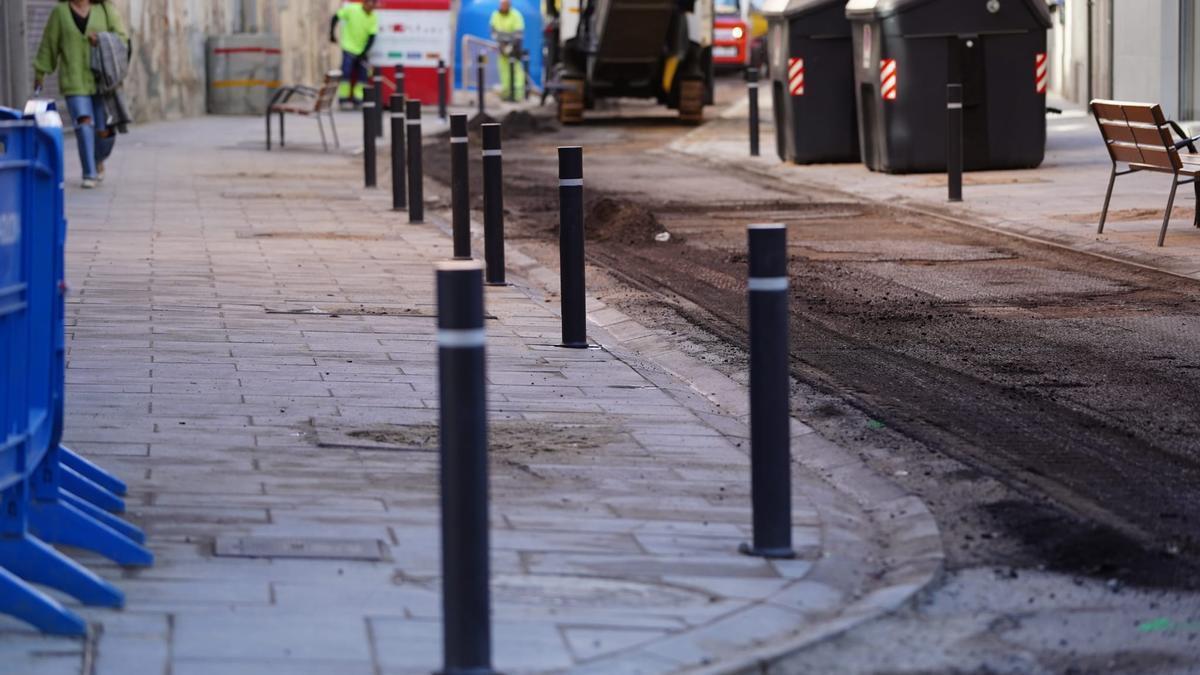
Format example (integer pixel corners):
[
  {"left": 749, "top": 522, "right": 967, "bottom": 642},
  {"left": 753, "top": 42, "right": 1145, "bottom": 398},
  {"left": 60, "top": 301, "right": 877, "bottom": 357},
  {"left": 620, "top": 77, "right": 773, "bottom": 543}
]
[
  {"left": 17, "top": 0, "right": 343, "bottom": 121},
  {"left": 1111, "top": 0, "right": 1179, "bottom": 115}
]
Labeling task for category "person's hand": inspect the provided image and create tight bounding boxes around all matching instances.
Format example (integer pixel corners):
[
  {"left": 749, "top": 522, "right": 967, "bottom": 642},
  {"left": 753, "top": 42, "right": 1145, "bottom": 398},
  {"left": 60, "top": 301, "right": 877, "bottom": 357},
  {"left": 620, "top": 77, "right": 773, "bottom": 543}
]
[
  {"left": 330, "top": 36, "right": 338, "bottom": 45},
  {"left": 87, "top": 33, "right": 99, "bottom": 46},
  {"left": 33, "top": 76, "right": 44, "bottom": 92}
]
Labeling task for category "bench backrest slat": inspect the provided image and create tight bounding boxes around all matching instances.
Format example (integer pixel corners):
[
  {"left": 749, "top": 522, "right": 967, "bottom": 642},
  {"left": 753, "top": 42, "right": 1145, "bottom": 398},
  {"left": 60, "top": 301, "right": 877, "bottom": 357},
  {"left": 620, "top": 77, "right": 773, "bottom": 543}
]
[
  {"left": 314, "top": 70, "right": 342, "bottom": 112},
  {"left": 1091, "top": 99, "right": 1182, "bottom": 171}
]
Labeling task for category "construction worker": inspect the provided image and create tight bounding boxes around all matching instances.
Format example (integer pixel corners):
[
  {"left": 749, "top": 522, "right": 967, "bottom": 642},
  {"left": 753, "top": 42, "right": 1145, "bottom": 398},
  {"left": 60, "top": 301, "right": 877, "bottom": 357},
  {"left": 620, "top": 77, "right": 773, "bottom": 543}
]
[
  {"left": 490, "top": 0, "right": 525, "bottom": 101},
  {"left": 330, "top": 0, "right": 379, "bottom": 109}
]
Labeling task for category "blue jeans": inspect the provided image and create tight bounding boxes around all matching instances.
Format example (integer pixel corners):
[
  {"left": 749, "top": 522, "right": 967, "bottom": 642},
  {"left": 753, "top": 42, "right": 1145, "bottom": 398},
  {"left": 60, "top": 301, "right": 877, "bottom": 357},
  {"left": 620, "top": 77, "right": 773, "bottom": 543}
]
[
  {"left": 66, "top": 95, "right": 110, "bottom": 179},
  {"left": 339, "top": 51, "right": 368, "bottom": 102}
]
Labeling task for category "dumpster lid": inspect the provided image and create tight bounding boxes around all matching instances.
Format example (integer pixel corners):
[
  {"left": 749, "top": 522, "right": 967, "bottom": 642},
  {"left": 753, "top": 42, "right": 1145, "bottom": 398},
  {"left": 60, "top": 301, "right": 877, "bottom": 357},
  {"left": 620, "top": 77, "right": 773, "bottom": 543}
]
[
  {"left": 761, "top": 0, "right": 846, "bottom": 18},
  {"left": 845, "top": 0, "right": 1052, "bottom": 26}
]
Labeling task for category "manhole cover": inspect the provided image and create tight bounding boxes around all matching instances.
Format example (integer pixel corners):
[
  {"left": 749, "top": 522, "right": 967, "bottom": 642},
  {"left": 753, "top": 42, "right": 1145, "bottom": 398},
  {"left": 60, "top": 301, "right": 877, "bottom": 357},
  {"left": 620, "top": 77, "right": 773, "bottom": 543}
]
[
  {"left": 221, "top": 191, "right": 361, "bottom": 201},
  {"left": 214, "top": 536, "right": 389, "bottom": 561},
  {"left": 313, "top": 420, "right": 620, "bottom": 454},
  {"left": 263, "top": 305, "right": 496, "bottom": 319},
  {"left": 492, "top": 574, "right": 712, "bottom": 609},
  {"left": 236, "top": 231, "right": 393, "bottom": 240}
]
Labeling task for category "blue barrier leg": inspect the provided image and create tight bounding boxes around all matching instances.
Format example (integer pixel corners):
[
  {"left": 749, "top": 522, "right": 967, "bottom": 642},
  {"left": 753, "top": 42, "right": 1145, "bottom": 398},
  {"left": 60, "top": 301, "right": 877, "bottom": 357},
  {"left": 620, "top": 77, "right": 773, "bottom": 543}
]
[
  {"left": 58, "top": 446, "right": 127, "bottom": 497},
  {"left": 61, "top": 465, "right": 125, "bottom": 514},
  {"left": 0, "top": 567, "right": 87, "bottom": 636},
  {"left": 0, "top": 533, "right": 123, "bottom": 607},
  {"left": 59, "top": 490, "right": 146, "bottom": 545},
  {"left": 28, "top": 499, "right": 153, "bottom": 567}
]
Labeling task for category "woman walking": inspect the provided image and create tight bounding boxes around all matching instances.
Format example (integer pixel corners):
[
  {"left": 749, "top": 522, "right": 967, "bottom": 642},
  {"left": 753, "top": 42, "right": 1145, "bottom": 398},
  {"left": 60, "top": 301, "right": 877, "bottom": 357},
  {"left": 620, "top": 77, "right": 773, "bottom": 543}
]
[{"left": 33, "top": 0, "right": 128, "bottom": 188}]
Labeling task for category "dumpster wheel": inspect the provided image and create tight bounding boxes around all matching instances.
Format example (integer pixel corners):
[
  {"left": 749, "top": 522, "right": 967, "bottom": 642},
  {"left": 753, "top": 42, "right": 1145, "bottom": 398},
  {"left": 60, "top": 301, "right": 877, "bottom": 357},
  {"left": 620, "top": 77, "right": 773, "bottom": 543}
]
[
  {"left": 678, "top": 79, "right": 704, "bottom": 125},
  {"left": 559, "top": 79, "right": 585, "bottom": 125}
]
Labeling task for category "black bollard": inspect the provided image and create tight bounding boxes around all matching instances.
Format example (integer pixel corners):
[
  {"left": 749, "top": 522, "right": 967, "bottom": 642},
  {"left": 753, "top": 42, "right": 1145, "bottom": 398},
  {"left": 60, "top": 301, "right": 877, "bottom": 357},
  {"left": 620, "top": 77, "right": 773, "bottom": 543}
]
[
  {"left": 373, "top": 73, "right": 384, "bottom": 138},
  {"left": 508, "top": 56, "right": 517, "bottom": 102},
  {"left": 435, "top": 260, "right": 496, "bottom": 675},
  {"left": 739, "top": 223, "right": 795, "bottom": 560},
  {"left": 363, "top": 98, "right": 377, "bottom": 188},
  {"left": 450, "top": 114, "right": 471, "bottom": 260},
  {"left": 406, "top": 100, "right": 424, "bottom": 224},
  {"left": 481, "top": 124, "right": 505, "bottom": 285},
  {"left": 390, "top": 93, "right": 407, "bottom": 210},
  {"left": 558, "top": 146, "right": 587, "bottom": 348},
  {"left": 747, "top": 67, "right": 760, "bottom": 157},
  {"left": 522, "top": 53, "right": 531, "bottom": 101},
  {"left": 947, "top": 84, "right": 963, "bottom": 203},
  {"left": 477, "top": 55, "right": 487, "bottom": 117},
  {"left": 438, "top": 59, "right": 449, "bottom": 120}
]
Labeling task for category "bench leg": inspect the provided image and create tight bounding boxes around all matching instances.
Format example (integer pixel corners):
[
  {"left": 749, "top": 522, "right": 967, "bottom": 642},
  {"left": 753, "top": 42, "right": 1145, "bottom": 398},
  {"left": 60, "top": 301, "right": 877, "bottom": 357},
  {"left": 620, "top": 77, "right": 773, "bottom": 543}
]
[
  {"left": 1097, "top": 164, "right": 1117, "bottom": 234},
  {"left": 317, "top": 117, "right": 328, "bottom": 152},
  {"left": 266, "top": 110, "right": 272, "bottom": 151},
  {"left": 1194, "top": 179, "right": 1199, "bottom": 228},
  {"left": 1158, "top": 179, "right": 1179, "bottom": 247},
  {"left": 329, "top": 110, "right": 340, "bottom": 149},
  {"left": 279, "top": 112, "right": 286, "bottom": 148}
]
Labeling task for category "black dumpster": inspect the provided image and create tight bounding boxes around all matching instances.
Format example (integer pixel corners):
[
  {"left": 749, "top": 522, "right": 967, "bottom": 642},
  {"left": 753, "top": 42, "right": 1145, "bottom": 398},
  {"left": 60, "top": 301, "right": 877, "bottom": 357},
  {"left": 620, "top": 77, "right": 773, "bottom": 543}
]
[
  {"left": 847, "top": 0, "right": 1052, "bottom": 173},
  {"left": 763, "top": 0, "right": 860, "bottom": 164}
]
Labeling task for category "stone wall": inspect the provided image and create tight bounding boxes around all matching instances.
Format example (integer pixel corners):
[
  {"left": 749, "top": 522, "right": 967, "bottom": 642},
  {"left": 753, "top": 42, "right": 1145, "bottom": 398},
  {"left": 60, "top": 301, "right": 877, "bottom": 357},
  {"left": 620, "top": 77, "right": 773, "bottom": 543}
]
[
  {"left": 22, "top": 0, "right": 343, "bottom": 121},
  {"left": 116, "top": 0, "right": 342, "bottom": 121}
]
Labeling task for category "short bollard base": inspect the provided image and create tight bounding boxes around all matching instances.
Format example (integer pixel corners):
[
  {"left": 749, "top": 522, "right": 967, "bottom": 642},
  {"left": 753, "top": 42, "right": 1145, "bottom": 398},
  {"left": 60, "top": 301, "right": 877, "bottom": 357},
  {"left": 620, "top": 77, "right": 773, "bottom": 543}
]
[
  {"left": 738, "top": 541, "right": 797, "bottom": 560},
  {"left": 435, "top": 667, "right": 501, "bottom": 675},
  {"left": 484, "top": 281, "right": 508, "bottom": 287},
  {"left": 557, "top": 341, "right": 590, "bottom": 349}
]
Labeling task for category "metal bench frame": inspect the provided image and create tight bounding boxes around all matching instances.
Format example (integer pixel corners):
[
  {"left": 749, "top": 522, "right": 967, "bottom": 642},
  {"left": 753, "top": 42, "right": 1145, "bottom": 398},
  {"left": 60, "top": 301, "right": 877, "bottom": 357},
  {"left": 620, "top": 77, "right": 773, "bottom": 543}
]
[
  {"left": 266, "top": 70, "right": 341, "bottom": 152},
  {"left": 1092, "top": 99, "right": 1200, "bottom": 247}
]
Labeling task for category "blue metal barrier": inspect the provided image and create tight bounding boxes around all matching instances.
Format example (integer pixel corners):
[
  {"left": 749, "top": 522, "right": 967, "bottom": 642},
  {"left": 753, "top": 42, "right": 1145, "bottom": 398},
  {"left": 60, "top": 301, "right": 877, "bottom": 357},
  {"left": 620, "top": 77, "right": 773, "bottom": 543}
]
[{"left": 0, "top": 105, "right": 152, "bottom": 636}]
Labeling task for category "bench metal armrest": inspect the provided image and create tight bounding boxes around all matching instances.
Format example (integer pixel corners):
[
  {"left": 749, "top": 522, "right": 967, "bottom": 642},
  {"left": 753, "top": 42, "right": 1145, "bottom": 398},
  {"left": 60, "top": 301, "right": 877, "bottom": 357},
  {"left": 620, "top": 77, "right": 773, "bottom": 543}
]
[{"left": 1167, "top": 120, "right": 1199, "bottom": 153}]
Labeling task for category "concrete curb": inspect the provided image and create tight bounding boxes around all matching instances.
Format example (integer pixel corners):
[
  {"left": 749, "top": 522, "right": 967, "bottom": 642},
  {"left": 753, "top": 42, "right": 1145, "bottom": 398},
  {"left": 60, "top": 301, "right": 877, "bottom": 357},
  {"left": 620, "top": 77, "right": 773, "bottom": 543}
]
[
  {"left": 419, "top": 202, "right": 945, "bottom": 672},
  {"left": 676, "top": 99, "right": 1200, "bottom": 284}
]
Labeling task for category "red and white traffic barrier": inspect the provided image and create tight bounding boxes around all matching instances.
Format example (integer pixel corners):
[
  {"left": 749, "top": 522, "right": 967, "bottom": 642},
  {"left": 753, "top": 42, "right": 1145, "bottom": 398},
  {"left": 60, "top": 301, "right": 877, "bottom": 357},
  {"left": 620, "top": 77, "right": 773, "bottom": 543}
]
[
  {"left": 788, "top": 58, "right": 805, "bottom": 96},
  {"left": 1035, "top": 52, "right": 1048, "bottom": 94},
  {"left": 880, "top": 58, "right": 897, "bottom": 100}
]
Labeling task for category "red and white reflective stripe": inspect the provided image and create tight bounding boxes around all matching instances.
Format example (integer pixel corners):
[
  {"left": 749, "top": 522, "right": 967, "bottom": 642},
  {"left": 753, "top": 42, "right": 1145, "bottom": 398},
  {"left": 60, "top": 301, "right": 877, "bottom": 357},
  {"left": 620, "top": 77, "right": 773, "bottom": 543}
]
[
  {"left": 788, "top": 58, "right": 805, "bottom": 96},
  {"left": 880, "top": 59, "right": 897, "bottom": 100},
  {"left": 1035, "top": 52, "right": 1048, "bottom": 94}
]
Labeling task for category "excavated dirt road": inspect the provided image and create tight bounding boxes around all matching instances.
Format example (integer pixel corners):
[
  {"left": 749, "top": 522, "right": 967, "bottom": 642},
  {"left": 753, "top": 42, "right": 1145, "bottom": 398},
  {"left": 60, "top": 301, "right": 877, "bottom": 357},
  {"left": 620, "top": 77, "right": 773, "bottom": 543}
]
[{"left": 425, "top": 97, "right": 1200, "bottom": 595}]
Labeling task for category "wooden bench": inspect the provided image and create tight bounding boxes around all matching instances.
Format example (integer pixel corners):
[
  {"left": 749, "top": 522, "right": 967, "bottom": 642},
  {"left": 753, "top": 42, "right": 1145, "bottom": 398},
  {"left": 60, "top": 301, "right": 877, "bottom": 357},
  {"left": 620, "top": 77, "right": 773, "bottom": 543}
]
[
  {"left": 1091, "top": 99, "right": 1200, "bottom": 246},
  {"left": 266, "top": 70, "right": 342, "bottom": 152}
]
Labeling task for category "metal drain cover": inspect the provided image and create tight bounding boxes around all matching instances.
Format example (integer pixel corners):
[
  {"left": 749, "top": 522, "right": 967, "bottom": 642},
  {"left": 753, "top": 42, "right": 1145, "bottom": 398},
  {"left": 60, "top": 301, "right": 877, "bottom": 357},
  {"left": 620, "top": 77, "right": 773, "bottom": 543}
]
[{"left": 214, "top": 536, "right": 389, "bottom": 561}]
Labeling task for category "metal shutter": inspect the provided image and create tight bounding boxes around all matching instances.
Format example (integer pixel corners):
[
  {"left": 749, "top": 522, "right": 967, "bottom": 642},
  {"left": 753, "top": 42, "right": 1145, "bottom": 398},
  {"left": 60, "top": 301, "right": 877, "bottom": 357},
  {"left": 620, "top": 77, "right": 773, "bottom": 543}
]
[{"left": 26, "top": 0, "right": 62, "bottom": 103}]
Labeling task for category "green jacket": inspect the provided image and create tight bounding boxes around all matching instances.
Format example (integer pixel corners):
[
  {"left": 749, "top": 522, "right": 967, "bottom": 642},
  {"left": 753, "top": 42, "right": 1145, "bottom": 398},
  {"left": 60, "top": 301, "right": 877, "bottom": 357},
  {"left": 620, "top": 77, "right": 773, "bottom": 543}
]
[{"left": 33, "top": 2, "right": 128, "bottom": 97}]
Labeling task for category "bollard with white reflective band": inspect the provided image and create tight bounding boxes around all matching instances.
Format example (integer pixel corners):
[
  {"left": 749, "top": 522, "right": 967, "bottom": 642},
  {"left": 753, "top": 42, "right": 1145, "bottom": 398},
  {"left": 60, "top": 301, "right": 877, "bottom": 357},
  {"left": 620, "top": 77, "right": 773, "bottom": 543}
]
[
  {"left": 362, "top": 99, "right": 377, "bottom": 188},
  {"left": 450, "top": 114, "right": 472, "bottom": 259},
  {"left": 435, "top": 260, "right": 496, "bottom": 675},
  {"left": 947, "top": 84, "right": 963, "bottom": 202},
  {"left": 438, "top": 60, "right": 449, "bottom": 120},
  {"left": 477, "top": 55, "right": 487, "bottom": 117},
  {"left": 390, "top": 93, "right": 407, "bottom": 210},
  {"left": 558, "top": 146, "right": 588, "bottom": 348},
  {"left": 482, "top": 124, "right": 506, "bottom": 285},
  {"left": 522, "top": 54, "right": 531, "bottom": 100},
  {"left": 406, "top": 100, "right": 424, "bottom": 224},
  {"left": 739, "top": 223, "right": 796, "bottom": 560},
  {"left": 372, "top": 74, "right": 384, "bottom": 138},
  {"left": 747, "top": 67, "right": 760, "bottom": 157}
]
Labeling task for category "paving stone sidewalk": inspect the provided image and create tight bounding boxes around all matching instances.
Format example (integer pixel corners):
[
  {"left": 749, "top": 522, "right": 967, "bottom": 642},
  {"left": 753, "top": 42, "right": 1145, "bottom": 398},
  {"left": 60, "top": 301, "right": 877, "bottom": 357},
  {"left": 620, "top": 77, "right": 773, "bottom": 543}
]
[
  {"left": 677, "top": 90, "right": 1200, "bottom": 280},
  {"left": 0, "top": 111, "right": 940, "bottom": 674}
]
